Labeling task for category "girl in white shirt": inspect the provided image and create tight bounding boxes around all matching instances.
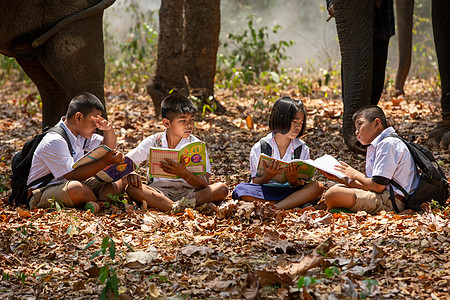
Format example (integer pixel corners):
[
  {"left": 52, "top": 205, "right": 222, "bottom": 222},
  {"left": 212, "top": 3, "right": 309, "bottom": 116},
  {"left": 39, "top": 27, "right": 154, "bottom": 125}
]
[{"left": 232, "top": 97, "right": 324, "bottom": 209}]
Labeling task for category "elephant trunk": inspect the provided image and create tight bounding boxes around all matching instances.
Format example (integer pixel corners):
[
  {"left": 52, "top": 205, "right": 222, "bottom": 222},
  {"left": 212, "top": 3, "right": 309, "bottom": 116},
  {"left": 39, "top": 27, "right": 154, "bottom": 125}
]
[
  {"left": 395, "top": 0, "right": 414, "bottom": 97},
  {"left": 334, "top": 0, "right": 374, "bottom": 150}
]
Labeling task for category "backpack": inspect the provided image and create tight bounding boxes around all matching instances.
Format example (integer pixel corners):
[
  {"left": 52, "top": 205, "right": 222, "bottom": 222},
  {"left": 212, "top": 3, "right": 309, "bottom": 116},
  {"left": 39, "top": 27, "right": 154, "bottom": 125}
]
[
  {"left": 386, "top": 134, "right": 449, "bottom": 212},
  {"left": 8, "top": 126, "right": 74, "bottom": 207}
]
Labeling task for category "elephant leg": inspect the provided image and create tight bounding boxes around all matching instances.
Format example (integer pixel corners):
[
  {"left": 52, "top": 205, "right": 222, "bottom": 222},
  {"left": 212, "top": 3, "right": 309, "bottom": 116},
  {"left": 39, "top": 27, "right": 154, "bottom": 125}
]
[
  {"left": 371, "top": 39, "right": 390, "bottom": 105},
  {"left": 18, "top": 13, "right": 106, "bottom": 129},
  {"left": 334, "top": 0, "right": 374, "bottom": 151},
  {"left": 395, "top": 0, "right": 414, "bottom": 97},
  {"left": 429, "top": 0, "right": 450, "bottom": 150}
]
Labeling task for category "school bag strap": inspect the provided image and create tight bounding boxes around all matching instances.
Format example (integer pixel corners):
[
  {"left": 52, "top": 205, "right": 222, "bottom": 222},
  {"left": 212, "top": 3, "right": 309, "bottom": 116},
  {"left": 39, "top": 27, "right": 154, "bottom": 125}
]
[
  {"left": 259, "top": 139, "right": 303, "bottom": 159},
  {"left": 25, "top": 126, "right": 75, "bottom": 190}
]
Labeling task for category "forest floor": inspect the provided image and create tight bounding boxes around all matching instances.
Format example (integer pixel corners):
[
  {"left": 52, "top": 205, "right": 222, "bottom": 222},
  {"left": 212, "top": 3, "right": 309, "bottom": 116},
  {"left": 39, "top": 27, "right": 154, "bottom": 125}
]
[{"left": 0, "top": 79, "right": 449, "bottom": 299}]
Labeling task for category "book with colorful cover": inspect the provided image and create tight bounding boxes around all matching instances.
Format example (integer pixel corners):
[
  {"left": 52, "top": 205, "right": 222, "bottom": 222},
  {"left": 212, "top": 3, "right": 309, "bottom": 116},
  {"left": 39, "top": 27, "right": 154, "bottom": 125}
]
[
  {"left": 256, "top": 154, "right": 349, "bottom": 185},
  {"left": 95, "top": 156, "right": 137, "bottom": 183},
  {"left": 148, "top": 141, "right": 207, "bottom": 179},
  {"left": 72, "top": 145, "right": 112, "bottom": 169},
  {"left": 256, "top": 153, "right": 316, "bottom": 184}
]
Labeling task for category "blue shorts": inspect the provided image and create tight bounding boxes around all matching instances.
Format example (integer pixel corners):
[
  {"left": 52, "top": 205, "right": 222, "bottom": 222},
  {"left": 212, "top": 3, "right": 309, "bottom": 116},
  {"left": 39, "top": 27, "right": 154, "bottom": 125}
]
[{"left": 232, "top": 183, "right": 304, "bottom": 201}]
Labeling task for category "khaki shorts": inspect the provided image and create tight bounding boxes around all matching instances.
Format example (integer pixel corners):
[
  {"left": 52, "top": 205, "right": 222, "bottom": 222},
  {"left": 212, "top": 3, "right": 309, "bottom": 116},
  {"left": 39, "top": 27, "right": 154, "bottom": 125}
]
[
  {"left": 351, "top": 187, "right": 406, "bottom": 214},
  {"left": 29, "top": 178, "right": 105, "bottom": 209},
  {"left": 149, "top": 180, "right": 196, "bottom": 202}
]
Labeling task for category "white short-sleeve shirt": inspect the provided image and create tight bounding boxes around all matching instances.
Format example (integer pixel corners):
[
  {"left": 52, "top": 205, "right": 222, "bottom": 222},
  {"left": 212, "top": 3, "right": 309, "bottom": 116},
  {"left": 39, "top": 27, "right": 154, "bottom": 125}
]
[
  {"left": 250, "top": 132, "right": 310, "bottom": 181},
  {"left": 366, "top": 127, "right": 420, "bottom": 196},
  {"left": 27, "top": 118, "right": 103, "bottom": 188},
  {"left": 126, "top": 131, "right": 212, "bottom": 183}
]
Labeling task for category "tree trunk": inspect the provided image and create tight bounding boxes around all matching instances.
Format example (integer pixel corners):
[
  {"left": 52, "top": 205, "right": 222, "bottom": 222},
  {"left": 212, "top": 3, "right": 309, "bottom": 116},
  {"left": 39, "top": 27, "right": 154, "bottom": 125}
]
[
  {"left": 148, "top": 0, "right": 224, "bottom": 117},
  {"left": 147, "top": 0, "right": 188, "bottom": 118},
  {"left": 184, "top": 0, "right": 224, "bottom": 112}
]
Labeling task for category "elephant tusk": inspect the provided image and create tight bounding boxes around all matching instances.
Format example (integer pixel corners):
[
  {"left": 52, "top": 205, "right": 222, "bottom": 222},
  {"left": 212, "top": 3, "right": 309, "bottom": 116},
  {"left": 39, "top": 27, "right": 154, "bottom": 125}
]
[{"left": 31, "top": 0, "right": 116, "bottom": 48}]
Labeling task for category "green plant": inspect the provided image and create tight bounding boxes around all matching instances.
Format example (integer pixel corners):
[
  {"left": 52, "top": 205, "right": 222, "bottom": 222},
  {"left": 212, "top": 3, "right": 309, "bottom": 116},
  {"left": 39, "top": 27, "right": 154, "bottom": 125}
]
[
  {"left": 148, "top": 274, "right": 173, "bottom": 285},
  {"left": 360, "top": 279, "right": 379, "bottom": 299},
  {"left": 218, "top": 15, "right": 294, "bottom": 85},
  {"left": 189, "top": 95, "right": 217, "bottom": 116},
  {"left": 104, "top": 2, "right": 158, "bottom": 91},
  {"left": 85, "top": 236, "right": 120, "bottom": 300},
  {"left": 297, "top": 276, "right": 317, "bottom": 289},
  {"left": 107, "top": 193, "right": 128, "bottom": 208}
]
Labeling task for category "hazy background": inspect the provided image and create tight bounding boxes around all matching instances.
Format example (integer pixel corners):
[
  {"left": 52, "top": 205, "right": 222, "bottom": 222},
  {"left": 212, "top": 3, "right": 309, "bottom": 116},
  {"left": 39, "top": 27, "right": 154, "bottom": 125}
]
[{"left": 104, "top": 0, "right": 437, "bottom": 79}]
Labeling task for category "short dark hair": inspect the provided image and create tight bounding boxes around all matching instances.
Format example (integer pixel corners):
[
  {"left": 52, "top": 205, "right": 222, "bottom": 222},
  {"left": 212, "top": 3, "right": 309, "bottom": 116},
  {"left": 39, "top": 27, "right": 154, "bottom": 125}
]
[
  {"left": 269, "top": 97, "right": 306, "bottom": 138},
  {"left": 66, "top": 92, "right": 104, "bottom": 119},
  {"left": 352, "top": 105, "right": 388, "bottom": 128},
  {"left": 161, "top": 94, "right": 197, "bottom": 120}
]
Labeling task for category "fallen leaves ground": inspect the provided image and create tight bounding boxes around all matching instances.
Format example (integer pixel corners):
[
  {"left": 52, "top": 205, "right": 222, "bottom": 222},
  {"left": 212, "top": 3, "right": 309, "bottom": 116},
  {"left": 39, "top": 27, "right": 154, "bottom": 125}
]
[{"left": 0, "top": 79, "right": 449, "bottom": 299}]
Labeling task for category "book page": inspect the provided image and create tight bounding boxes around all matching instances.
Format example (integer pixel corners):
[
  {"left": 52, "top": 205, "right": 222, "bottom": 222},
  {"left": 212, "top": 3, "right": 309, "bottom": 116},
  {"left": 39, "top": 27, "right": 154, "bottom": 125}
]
[
  {"left": 149, "top": 148, "right": 178, "bottom": 178},
  {"left": 72, "top": 145, "right": 111, "bottom": 169},
  {"left": 305, "top": 155, "right": 349, "bottom": 182}
]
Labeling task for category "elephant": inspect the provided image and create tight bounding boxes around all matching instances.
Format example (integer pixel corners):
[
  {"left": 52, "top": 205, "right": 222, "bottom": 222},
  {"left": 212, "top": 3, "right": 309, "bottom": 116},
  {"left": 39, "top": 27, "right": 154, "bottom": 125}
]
[
  {"left": 0, "top": 0, "right": 115, "bottom": 129},
  {"left": 394, "top": 0, "right": 450, "bottom": 149},
  {"left": 329, "top": 0, "right": 450, "bottom": 151}
]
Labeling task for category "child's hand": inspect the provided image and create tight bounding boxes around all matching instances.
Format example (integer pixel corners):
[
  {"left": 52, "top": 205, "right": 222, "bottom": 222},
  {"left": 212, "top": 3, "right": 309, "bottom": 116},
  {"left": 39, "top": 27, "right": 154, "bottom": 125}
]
[
  {"left": 127, "top": 173, "right": 142, "bottom": 188},
  {"left": 319, "top": 169, "right": 341, "bottom": 181},
  {"left": 334, "top": 161, "right": 360, "bottom": 180},
  {"left": 262, "top": 160, "right": 285, "bottom": 180},
  {"left": 91, "top": 115, "right": 113, "bottom": 131},
  {"left": 160, "top": 158, "right": 188, "bottom": 176},
  {"left": 285, "top": 163, "right": 300, "bottom": 185},
  {"left": 104, "top": 150, "right": 124, "bottom": 165}
]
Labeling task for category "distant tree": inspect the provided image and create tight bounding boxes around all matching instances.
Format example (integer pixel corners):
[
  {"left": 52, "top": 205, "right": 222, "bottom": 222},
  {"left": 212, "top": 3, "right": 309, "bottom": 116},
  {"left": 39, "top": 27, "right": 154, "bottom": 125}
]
[{"left": 147, "top": 0, "right": 224, "bottom": 117}]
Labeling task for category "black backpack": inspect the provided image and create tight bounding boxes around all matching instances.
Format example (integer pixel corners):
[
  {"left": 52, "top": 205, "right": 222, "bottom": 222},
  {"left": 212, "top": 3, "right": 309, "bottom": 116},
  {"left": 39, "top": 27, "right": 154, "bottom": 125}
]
[
  {"left": 8, "top": 126, "right": 73, "bottom": 207},
  {"left": 386, "top": 134, "right": 449, "bottom": 212}
]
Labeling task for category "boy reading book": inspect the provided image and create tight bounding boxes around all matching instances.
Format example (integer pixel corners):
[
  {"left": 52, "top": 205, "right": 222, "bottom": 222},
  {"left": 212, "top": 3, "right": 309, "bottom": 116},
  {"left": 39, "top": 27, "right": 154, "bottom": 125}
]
[
  {"left": 322, "top": 105, "right": 420, "bottom": 214},
  {"left": 27, "top": 92, "right": 124, "bottom": 210},
  {"left": 122, "top": 94, "right": 229, "bottom": 213}
]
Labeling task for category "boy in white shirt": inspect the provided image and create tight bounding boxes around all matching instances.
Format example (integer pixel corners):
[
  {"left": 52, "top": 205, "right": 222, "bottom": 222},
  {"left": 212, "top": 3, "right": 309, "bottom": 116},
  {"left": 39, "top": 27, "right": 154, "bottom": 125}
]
[
  {"left": 28, "top": 92, "right": 124, "bottom": 209},
  {"left": 323, "top": 105, "right": 420, "bottom": 214},
  {"left": 123, "top": 94, "right": 229, "bottom": 212}
]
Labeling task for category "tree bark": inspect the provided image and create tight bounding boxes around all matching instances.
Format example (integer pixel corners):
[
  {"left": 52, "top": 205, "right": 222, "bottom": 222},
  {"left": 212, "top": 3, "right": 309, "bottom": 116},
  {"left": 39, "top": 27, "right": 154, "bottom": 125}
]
[
  {"left": 147, "top": 0, "right": 188, "bottom": 118},
  {"left": 184, "top": 0, "right": 224, "bottom": 112}
]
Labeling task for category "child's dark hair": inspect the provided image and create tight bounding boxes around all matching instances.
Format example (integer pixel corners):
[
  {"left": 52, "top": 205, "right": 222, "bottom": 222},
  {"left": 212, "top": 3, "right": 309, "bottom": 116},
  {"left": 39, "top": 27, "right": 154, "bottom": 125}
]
[
  {"left": 161, "top": 94, "right": 198, "bottom": 120},
  {"left": 269, "top": 97, "right": 306, "bottom": 138},
  {"left": 66, "top": 92, "right": 104, "bottom": 119},
  {"left": 352, "top": 105, "right": 388, "bottom": 129}
]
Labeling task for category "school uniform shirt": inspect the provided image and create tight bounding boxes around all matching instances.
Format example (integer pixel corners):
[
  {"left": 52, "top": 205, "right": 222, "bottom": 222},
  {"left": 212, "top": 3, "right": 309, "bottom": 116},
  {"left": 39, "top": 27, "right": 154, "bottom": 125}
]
[
  {"left": 126, "top": 131, "right": 212, "bottom": 183},
  {"left": 366, "top": 126, "right": 420, "bottom": 197},
  {"left": 27, "top": 117, "right": 103, "bottom": 188},
  {"left": 249, "top": 132, "right": 310, "bottom": 182}
]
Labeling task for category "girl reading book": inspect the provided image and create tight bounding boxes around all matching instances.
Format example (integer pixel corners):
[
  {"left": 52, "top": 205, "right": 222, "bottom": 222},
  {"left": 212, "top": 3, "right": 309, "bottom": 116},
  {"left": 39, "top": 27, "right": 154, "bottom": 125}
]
[{"left": 232, "top": 97, "right": 324, "bottom": 209}]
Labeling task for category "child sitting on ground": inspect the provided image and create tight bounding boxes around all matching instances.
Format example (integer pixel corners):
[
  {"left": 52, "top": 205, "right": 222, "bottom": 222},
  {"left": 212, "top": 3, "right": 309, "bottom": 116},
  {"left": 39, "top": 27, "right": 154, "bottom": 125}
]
[
  {"left": 322, "top": 105, "right": 420, "bottom": 214},
  {"left": 122, "top": 94, "right": 229, "bottom": 212},
  {"left": 28, "top": 92, "right": 124, "bottom": 210},
  {"left": 232, "top": 96, "right": 324, "bottom": 209}
]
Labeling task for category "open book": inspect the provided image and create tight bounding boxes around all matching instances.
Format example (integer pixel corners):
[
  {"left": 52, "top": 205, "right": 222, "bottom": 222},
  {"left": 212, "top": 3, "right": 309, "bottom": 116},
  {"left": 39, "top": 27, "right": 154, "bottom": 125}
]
[
  {"left": 72, "top": 145, "right": 112, "bottom": 169},
  {"left": 256, "top": 154, "right": 315, "bottom": 184},
  {"left": 95, "top": 156, "right": 137, "bottom": 183},
  {"left": 148, "top": 141, "right": 207, "bottom": 179},
  {"left": 72, "top": 145, "right": 136, "bottom": 183},
  {"left": 256, "top": 154, "right": 349, "bottom": 184}
]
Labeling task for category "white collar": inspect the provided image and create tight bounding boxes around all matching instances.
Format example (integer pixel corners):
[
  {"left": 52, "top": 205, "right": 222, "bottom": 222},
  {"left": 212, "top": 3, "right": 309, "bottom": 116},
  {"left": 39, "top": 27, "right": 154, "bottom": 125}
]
[{"left": 370, "top": 126, "right": 396, "bottom": 147}]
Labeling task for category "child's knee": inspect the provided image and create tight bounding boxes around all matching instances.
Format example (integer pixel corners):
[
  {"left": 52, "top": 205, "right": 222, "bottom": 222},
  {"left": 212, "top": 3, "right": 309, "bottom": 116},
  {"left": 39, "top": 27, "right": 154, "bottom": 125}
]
[
  {"left": 67, "top": 181, "right": 95, "bottom": 204},
  {"left": 215, "top": 183, "right": 229, "bottom": 198}
]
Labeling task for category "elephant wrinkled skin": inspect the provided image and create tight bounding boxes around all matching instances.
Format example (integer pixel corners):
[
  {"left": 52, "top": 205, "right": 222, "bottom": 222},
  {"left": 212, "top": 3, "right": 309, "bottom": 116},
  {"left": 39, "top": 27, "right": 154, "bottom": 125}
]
[
  {"left": 333, "top": 0, "right": 450, "bottom": 151},
  {"left": 0, "top": 0, "right": 115, "bottom": 128}
]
